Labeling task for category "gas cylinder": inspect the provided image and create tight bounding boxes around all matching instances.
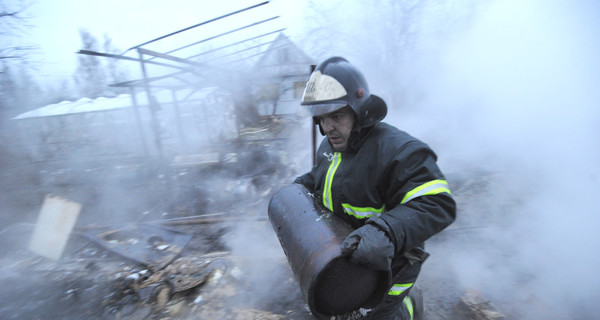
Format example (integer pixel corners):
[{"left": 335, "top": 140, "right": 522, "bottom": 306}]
[{"left": 268, "top": 184, "right": 388, "bottom": 319}]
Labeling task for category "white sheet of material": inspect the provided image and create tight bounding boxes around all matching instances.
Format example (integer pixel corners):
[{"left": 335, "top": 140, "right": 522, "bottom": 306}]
[{"left": 28, "top": 195, "right": 81, "bottom": 261}]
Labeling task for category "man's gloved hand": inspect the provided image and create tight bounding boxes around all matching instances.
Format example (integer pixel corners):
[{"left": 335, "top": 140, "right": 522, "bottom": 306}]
[{"left": 340, "top": 219, "right": 395, "bottom": 271}]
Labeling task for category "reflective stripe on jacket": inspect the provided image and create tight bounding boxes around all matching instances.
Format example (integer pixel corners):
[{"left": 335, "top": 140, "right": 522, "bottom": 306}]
[{"left": 294, "top": 122, "right": 456, "bottom": 256}]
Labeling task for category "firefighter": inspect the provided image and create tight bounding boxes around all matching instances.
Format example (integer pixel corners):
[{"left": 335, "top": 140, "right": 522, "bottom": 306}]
[{"left": 294, "top": 57, "right": 456, "bottom": 319}]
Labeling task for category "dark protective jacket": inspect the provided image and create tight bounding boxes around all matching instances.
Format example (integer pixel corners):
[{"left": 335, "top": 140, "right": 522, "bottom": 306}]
[{"left": 294, "top": 122, "right": 456, "bottom": 268}]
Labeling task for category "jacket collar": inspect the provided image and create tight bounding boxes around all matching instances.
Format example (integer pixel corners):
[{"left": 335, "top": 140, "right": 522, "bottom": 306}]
[{"left": 341, "top": 124, "right": 376, "bottom": 153}]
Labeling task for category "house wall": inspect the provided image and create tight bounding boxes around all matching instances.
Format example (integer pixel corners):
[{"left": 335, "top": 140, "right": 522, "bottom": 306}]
[{"left": 251, "top": 34, "right": 313, "bottom": 116}]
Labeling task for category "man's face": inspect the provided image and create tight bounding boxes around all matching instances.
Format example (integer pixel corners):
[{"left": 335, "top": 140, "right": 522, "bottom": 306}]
[{"left": 317, "top": 106, "right": 356, "bottom": 152}]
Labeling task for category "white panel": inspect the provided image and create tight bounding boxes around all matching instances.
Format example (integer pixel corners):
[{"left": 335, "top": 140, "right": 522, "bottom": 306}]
[{"left": 28, "top": 195, "right": 81, "bottom": 261}]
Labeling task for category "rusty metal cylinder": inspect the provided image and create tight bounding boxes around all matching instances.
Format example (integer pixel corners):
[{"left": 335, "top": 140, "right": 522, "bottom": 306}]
[{"left": 268, "top": 184, "right": 388, "bottom": 319}]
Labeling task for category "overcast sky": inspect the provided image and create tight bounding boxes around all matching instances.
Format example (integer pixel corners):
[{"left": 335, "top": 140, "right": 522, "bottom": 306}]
[{"left": 22, "top": 0, "right": 305, "bottom": 82}]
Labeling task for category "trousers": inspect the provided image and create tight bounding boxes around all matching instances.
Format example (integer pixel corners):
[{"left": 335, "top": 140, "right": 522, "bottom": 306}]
[{"left": 363, "top": 259, "right": 422, "bottom": 320}]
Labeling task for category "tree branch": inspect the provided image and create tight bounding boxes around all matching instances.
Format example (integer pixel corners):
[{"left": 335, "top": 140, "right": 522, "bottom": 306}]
[{"left": 0, "top": 11, "right": 19, "bottom": 18}]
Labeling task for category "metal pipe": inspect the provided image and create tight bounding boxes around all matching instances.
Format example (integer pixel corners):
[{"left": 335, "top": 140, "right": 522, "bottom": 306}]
[
  {"left": 268, "top": 184, "right": 388, "bottom": 319},
  {"left": 159, "top": 16, "right": 280, "bottom": 58},
  {"left": 137, "top": 48, "right": 203, "bottom": 67},
  {"left": 310, "top": 64, "right": 317, "bottom": 166},
  {"left": 185, "top": 28, "right": 286, "bottom": 60},
  {"left": 128, "top": 87, "right": 150, "bottom": 159},
  {"left": 77, "top": 49, "right": 181, "bottom": 69},
  {"left": 123, "top": 1, "right": 270, "bottom": 53},
  {"left": 203, "top": 39, "right": 276, "bottom": 64}
]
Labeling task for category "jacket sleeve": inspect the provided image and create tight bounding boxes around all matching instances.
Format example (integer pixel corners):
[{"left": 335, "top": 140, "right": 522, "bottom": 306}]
[
  {"left": 378, "top": 141, "right": 456, "bottom": 253},
  {"left": 294, "top": 170, "right": 315, "bottom": 193}
]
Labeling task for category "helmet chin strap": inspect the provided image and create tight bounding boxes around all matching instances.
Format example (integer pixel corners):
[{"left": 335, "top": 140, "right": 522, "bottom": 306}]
[{"left": 317, "top": 121, "right": 325, "bottom": 136}]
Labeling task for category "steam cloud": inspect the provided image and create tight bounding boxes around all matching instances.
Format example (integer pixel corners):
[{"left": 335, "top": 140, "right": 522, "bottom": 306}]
[
  {"left": 187, "top": 1, "right": 600, "bottom": 317},
  {"left": 7, "top": 1, "right": 598, "bottom": 318},
  {"left": 391, "top": 0, "right": 600, "bottom": 318},
  {"left": 236, "top": 1, "right": 600, "bottom": 317}
]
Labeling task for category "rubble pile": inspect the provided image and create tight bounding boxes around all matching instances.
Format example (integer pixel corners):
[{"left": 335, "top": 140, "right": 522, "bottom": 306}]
[
  {"left": 452, "top": 290, "right": 506, "bottom": 320},
  {"left": 0, "top": 117, "right": 314, "bottom": 319},
  {"left": 0, "top": 218, "right": 310, "bottom": 319},
  {"left": 0, "top": 117, "right": 514, "bottom": 319}
]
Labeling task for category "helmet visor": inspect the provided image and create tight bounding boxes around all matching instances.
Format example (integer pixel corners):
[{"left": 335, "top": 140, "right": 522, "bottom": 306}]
[{"left": 301, "top": 102, "right": 348, "bottom": 117}]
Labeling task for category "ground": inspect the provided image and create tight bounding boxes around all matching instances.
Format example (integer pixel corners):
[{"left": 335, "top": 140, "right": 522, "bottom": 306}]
[{"left": 0, "top": 119, "right": 505, "bottom": 320}]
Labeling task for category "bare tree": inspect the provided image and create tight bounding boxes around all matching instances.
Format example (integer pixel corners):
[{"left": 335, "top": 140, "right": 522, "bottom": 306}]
[
  {"left": 73, "top": 29, "right": 108, "bottom": 98},
  {"left": 73, "top": 30, "right": 131, "bottom": 98},
  {"left": 0, "top": 0, "right": 37, "bottom": 120},
  {"left": 102, "top": 33, "right": 129, "bottom": 95},
  {"left": 0, "top": 0, "right": 35, "bottom": 61}
]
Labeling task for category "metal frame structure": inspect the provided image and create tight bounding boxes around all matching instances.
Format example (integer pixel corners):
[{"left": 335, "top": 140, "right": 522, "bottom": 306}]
[
  {"left": 71, "top": 2, "right": 321, "bottom": 212},
  {"left": 77, "top": 1, "right": 292, "bottom": 163}
]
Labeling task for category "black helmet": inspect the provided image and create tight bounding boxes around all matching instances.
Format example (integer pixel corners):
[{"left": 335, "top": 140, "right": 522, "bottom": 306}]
[{"left": 301, "top": 56, "right": 387, "bottom": 128}]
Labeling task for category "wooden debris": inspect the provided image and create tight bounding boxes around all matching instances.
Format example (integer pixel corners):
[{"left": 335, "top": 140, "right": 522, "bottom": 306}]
[{"left": 454, "top": 290, "right": 506, "bottom": 320}]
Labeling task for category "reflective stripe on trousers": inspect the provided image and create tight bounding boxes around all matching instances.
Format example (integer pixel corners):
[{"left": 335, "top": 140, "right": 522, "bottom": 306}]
[
  {"left": 403, "top": 295, "right": 414, "bottom": 320},
  {"left": 390, "top": 283, "right": 415, "bottom": 319}
]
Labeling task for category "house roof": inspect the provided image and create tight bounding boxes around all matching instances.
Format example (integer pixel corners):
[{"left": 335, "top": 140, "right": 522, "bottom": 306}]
[
  {"left": 13, "top": 87, "right": 222, "bottom": 120},
  {"left": 253, "top": 32, "right": 314, "bottom": 71},
  {"left": 14, "top": 33, "right": 312, "bottom": 121}
]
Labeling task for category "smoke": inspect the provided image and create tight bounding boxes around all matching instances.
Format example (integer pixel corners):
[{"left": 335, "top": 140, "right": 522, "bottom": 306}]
[
  {"left": 295, "top": 0, "right": 600, "bottom": 317},
  {"left": 391, "top": 0, "right": 600, "bottom": 318},
  {"left": 222, "top": 218, "right": 297, "bottom": 311},
  {"left": 5, "top": 1, "right": 599, "bottom": 318}
]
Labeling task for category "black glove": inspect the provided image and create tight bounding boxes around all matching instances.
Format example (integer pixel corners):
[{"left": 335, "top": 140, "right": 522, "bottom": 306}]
[{"left": 340, "top": 219, "right": 395, "bottom": 271}]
